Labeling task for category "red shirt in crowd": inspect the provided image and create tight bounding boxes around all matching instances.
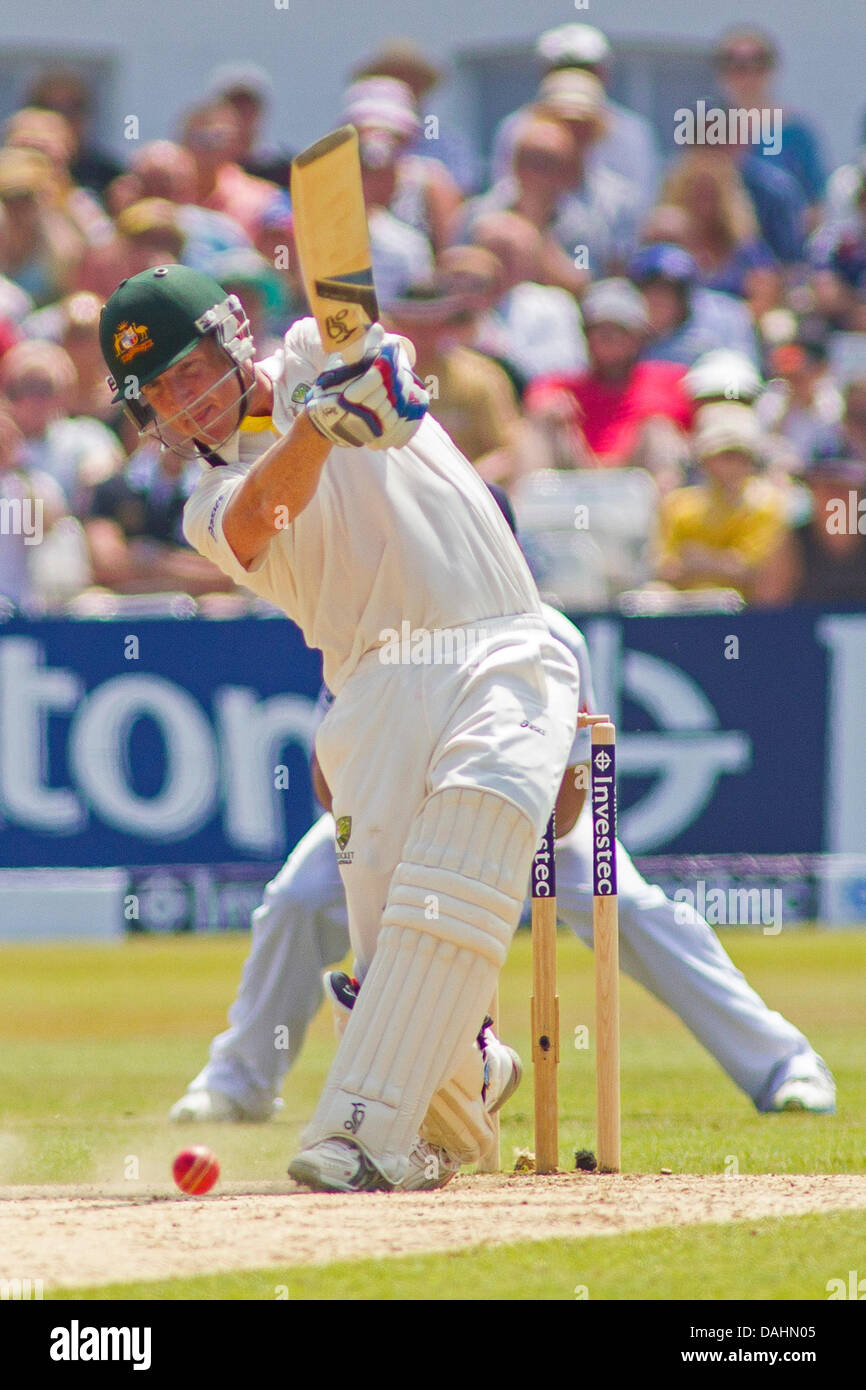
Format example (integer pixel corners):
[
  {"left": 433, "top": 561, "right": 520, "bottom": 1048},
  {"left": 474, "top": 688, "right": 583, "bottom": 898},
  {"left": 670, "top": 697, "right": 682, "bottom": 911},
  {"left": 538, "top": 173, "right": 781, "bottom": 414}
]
[{"left": 526, "top": 360, "right": 694, "bottom": 463}]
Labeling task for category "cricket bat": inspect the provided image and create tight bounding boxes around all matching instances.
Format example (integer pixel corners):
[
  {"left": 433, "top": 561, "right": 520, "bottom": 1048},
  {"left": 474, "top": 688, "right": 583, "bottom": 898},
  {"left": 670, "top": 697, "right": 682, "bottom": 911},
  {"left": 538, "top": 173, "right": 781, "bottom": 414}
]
[{"left": 290, "top": 125, "right": 379, "bottom": 362}]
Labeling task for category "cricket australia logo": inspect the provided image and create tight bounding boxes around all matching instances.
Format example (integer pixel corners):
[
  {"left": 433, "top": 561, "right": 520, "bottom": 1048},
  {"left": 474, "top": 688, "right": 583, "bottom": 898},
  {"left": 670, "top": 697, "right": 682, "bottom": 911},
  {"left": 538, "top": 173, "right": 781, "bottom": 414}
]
[
  {"left": 344, "top": 1101, "right": 366, "bottom": 1134},
  {"left": 113, "top": 321, "right": 154, "bottom": 364},
  {"left": 335, "top": 815, "right": 354, "bottom": 864}
]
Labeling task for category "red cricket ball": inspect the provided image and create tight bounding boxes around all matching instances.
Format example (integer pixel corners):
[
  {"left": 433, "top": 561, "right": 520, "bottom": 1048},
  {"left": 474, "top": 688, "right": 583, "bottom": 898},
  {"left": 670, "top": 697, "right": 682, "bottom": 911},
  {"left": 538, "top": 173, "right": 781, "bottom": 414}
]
[{"left": 172, "top": 1145, "right": 220, "bottom": 1195}]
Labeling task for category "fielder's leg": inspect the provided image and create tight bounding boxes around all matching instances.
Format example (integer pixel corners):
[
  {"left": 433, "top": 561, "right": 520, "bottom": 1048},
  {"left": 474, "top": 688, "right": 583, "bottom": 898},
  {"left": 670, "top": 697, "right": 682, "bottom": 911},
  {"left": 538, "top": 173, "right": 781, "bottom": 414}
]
[{"left": 555, "top": 815, "right": 835, "bottom": 1111}]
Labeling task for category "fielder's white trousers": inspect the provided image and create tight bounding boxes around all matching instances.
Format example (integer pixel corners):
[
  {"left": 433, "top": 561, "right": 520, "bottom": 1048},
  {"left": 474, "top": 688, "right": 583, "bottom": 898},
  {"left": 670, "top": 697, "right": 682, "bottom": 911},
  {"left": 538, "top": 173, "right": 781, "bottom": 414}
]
[{"left": 190, "top": 811, "right": 830, "bottom": 1116}]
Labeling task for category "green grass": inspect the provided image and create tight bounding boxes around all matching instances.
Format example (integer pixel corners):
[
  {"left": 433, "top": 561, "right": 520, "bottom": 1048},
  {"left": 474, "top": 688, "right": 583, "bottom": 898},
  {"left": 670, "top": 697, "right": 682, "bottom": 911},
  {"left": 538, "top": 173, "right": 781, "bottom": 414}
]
[
  {"left": 1, "top": 930, "right": 864, "bottom": 1186},
  {"left": 2, "top": 929, "right": 865, "bottom": 1300},
  {"left": 48, "top": 1208, "right": 866, "bottom": 1301}
]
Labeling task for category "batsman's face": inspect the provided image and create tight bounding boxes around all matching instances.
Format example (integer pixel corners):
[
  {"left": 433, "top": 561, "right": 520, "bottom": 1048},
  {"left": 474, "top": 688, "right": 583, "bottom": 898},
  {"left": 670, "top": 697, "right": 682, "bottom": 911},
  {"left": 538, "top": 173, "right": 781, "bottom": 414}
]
[{"left": 140, "top": 338, "right": 243, "bottom": 447}]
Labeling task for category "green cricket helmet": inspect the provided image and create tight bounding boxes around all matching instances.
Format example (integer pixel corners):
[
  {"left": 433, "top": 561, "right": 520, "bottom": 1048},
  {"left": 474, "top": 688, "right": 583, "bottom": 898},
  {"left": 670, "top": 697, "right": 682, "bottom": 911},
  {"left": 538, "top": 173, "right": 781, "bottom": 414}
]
[{"left": 99, "top": 264, "right": 255, "bottom": 426}]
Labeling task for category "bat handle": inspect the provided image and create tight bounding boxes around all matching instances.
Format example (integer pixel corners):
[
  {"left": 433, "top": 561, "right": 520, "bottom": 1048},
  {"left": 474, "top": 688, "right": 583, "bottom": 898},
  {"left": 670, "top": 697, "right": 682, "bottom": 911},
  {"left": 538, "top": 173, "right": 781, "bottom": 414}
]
[{"left": 339, "top": 322, "right": 380, "bottom": 366}]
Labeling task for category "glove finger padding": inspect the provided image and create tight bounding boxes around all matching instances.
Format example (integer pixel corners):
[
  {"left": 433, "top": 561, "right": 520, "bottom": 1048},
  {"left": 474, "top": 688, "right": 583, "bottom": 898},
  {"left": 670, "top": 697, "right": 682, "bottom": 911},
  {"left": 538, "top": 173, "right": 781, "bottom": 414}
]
[{"left": 306, "top": 339, "right": 429, "bottom": 450}]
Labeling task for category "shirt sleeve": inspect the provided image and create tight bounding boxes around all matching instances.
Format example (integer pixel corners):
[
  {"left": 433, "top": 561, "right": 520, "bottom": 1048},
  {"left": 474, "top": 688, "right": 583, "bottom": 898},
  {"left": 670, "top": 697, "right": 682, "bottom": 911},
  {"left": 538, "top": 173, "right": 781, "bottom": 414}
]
[{"left": 182, "top": 464, "right": 274, "bottom": 583}]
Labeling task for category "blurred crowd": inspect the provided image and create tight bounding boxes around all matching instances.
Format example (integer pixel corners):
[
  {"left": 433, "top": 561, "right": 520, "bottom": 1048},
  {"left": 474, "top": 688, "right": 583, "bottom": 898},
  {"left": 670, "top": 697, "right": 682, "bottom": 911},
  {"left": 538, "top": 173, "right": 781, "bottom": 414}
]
[{"left": 2, "top": 23, "right": 866, "bottom": 614}]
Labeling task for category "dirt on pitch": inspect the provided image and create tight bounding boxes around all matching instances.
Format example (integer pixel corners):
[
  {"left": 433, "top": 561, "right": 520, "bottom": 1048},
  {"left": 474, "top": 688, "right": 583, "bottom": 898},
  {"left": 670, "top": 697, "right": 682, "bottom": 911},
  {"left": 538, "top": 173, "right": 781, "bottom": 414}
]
[{"left": 3, "top": 1173, "right": 866, "bottom": 1290}]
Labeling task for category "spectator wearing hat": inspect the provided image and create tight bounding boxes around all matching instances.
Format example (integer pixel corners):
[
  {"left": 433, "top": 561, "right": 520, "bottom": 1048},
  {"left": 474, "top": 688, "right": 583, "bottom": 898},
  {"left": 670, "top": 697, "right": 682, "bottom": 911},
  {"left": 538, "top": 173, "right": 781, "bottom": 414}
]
[
  {"left": 629, "top": 243, "right": 758, "bottom": 366},
  {"left": 712, "top": 28, "right": 826, "bottom": 223},
  {"left": 343, "top": 77, "right": 462, "bottom": 256},
  {"left": 466, "top": 211, "right": 587, "bottom": 383},
  {"left": 492, "top": 23, "right": 660, "bottom": 211},
  {"left": 684, "top": 348, "right": 764, "bottom": 408},
  {"left": 202, "top": 63, "right": 293, "bottom": 187},
  {"left": 25, "top": 67, "right": 124, "bottom": 198},
  {"left": 658, "top": 151, "right": 782, "bottom": 316},
  {"left": 352, "top": 39, "right": 479, "bottom": 194},
  {"left": 808, "top": 165, "right": 866, "bottom": 330},
  {"left": 350, "top": 116, "right": 436, "bottom": 304},
  {"left": 4, "top": 106, "right": 112, "bottom": 248},
  {"left": 75, "top": 194, "right": 189, "bottom": 306},
  {"left": 525, "top": 278, "right": 693, "bottom": 468},
  {"left": 180, "top": 102, "right": 279, "bottom": 242},
  {"left": 0, "top": 339, "right": 121, "bottom": 514},
  {"left": 0, "top": 147, "right": 83, "bottom": 306},
  {"left": 657, "top": 402, "right": 788, "bottom": 603},
  {"left": 386, "top": 280, "right": 521, "bottom": 473},
  {"left": 757, "top": 324, "right": 844, "bottom": 462},
  {"left": 763, "top": 455, "right": 866, "bottom": 604},
  {"left": 464, "top": 86, "right": 639, "bottom": 286},
  {"left": 104, "top": 141, "right": 250, "bottom": 273},
  {"left": 115, "top": 199, "right": 187, "bottom": 272}
]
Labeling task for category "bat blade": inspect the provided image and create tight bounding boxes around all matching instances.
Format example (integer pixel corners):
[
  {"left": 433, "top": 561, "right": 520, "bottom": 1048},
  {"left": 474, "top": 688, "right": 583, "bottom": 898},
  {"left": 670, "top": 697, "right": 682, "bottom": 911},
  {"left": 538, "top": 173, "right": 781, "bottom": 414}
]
[{"left": 290, "top": 126, "right": 379, "bottom": 359}]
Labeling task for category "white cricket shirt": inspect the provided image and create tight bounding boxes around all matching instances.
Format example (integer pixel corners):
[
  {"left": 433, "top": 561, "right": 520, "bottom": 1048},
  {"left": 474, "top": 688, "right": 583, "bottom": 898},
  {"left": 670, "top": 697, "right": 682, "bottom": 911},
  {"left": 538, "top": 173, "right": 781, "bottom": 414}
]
[{"left": 183, "top": 318, "right": 543, "bottom": 692}]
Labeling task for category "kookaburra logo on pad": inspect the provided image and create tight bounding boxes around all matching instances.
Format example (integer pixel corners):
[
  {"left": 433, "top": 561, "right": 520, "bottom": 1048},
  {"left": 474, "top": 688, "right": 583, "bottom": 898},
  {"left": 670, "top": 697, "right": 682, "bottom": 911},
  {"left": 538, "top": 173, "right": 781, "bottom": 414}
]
[{"left": 344, "top": 1101, "right": 365, "bottom": 1134}]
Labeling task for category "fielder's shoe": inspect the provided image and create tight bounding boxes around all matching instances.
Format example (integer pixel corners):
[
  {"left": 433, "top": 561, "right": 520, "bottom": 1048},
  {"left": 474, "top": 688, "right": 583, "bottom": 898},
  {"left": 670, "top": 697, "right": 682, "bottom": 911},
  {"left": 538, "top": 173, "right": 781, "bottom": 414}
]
[
  {"left": 399, "top": 1137, "right": 461, "bottom": 1192},
  {"left": 478, "top": 1016, "right": 523, "bottom": 1114},
  {"left": 768, "top": 1075, "right": 836, "bottom": 1114},
  {"left": 169, "top": 1088, "right": 279, "bottom": 1123},
  {"left": 288, "top": 1137, "right": 396, "bottom": 1193}
]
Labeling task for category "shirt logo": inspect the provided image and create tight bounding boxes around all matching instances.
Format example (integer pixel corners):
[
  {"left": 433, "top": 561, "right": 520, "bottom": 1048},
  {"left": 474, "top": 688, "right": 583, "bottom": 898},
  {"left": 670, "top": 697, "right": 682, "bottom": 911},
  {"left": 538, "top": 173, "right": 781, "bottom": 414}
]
[
  {"left": 335, "top": 814, "right": 354, "bottom": 865},
  {"left": 207, "top": 495, "right": 223, "bottom": 540},
  {"left": 335, "top": 815, "right": 352, "bottom": 851},
  {"left": 114, "top": 321, "right": 154, "bottom": 364}
]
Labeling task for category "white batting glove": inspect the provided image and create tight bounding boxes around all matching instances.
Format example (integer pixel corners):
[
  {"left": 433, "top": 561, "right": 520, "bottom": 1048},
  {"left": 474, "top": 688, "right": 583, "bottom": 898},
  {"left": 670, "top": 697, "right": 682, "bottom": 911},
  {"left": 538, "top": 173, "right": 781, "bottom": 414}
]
[{"left": 305, "top": 326, "right": 429, "bottom": 449}]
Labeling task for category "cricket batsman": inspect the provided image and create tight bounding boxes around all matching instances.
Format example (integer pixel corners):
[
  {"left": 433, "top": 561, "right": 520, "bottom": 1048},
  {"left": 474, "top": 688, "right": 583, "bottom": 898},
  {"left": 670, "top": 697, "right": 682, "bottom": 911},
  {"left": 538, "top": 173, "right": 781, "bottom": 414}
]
[{"left": 99, "top": 263, "right": 579, "bottom": 1192}]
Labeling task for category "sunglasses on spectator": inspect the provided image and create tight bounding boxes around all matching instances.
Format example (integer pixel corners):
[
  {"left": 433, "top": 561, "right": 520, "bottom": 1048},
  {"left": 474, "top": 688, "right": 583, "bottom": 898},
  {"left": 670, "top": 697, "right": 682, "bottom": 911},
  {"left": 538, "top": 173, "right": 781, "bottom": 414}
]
[
  {"left": 515, "top": 149, "right": 573, "bottom": 174},
  {"left": 53, "top": 98, "right": 88, "bottom": 117},
  {"left": 718, "top": 51, "right": 773, "bottom": 71},
  {"left": 3, "top": 379, "right": 57, "bottom": 400}
]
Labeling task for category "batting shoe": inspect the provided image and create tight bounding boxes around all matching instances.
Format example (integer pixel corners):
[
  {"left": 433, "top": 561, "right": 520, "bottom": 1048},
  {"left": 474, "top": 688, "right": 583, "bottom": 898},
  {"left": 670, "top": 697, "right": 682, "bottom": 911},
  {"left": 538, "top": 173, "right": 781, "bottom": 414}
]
[
  {"left": 478, "top": 1016, "right": 523, "bottom": 1114},
  {"left": 399, "top": 1137, "right": 462, "bottom": 1192},
  {"left": 169, "top": 1089, "right": 278, "bottom": 1123},
  {"left": 288, "top": 1137, "right": 396, "bottom": 1193},
  {"left": 768, "top": 1074, "right": 836, "bottom": 1114}
]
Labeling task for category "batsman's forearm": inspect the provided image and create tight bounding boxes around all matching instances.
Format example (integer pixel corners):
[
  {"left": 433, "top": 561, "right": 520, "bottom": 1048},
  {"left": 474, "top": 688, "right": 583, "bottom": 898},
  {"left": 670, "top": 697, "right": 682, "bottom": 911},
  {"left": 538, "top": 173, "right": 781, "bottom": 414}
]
[
  {"left": 245, "top": 411, "right": 332, "bottom": 525},
  {"left": 224, "top": 413, "right": 332, "bottom": 566}
]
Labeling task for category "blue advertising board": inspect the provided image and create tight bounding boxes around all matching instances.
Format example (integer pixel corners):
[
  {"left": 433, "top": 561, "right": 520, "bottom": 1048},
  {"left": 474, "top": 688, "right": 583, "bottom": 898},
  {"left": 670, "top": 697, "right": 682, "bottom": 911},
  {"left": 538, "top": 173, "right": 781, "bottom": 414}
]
[{"left": 1, "top": 607, "right": 865, "bottom": 873}]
